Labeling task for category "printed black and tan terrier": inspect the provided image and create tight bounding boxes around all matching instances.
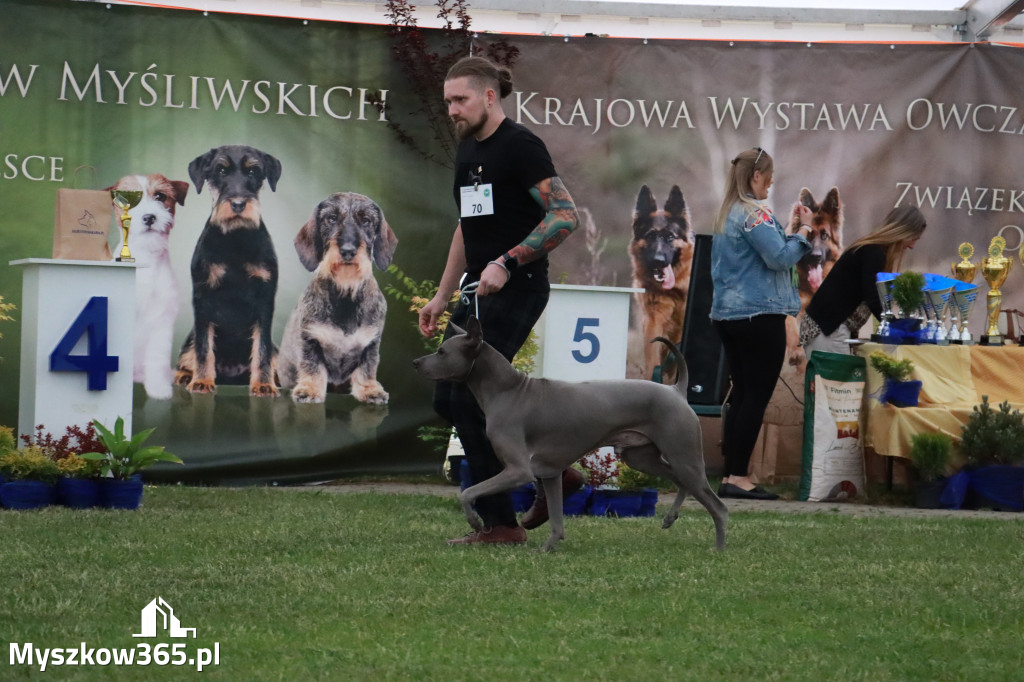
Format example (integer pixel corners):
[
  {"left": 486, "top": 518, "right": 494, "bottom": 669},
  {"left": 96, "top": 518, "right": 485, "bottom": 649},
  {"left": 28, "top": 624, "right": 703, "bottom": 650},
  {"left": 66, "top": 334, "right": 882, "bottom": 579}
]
[{"left": 174, "top": 144, "right": 282, "bottom": 397}]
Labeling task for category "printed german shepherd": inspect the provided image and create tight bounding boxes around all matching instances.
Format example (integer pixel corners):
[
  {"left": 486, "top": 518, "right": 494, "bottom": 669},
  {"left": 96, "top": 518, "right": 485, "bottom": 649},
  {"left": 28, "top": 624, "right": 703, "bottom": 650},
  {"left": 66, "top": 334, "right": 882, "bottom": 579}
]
[
  {"left": 629, "top": 185, "right": 695, "bottom": 381},
  {"left": 786, "top": 187, "right": 843, "bottom": 367}
]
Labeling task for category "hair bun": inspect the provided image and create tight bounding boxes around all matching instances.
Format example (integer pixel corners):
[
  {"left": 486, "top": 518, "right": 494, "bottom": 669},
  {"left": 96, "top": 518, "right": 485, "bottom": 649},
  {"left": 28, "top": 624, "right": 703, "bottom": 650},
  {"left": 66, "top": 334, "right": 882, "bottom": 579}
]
[{"left": 497, "top": 67, "right": 514, "bottom": 99}]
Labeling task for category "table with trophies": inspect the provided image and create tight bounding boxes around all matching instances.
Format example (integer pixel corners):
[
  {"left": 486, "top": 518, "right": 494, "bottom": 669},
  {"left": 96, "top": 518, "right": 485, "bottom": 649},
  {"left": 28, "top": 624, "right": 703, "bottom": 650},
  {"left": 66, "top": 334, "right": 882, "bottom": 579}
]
[{"left": 854, "top": 237, "right": 1024, "bottom": 460}]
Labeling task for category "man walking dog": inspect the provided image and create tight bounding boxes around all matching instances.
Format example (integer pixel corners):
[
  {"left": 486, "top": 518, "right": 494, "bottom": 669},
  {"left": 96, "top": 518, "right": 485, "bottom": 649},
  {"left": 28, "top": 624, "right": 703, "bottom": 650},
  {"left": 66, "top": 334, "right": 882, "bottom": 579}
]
[{"left": 418, "top": 56, "right": 581, "bottom": 545}]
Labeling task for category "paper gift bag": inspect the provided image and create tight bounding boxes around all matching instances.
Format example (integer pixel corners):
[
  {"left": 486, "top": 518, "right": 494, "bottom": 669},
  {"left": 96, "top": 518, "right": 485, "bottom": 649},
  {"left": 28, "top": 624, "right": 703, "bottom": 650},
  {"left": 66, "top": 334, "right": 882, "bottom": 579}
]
[{"left": 52, "top": 168, "right": 113, "bottom": 260}]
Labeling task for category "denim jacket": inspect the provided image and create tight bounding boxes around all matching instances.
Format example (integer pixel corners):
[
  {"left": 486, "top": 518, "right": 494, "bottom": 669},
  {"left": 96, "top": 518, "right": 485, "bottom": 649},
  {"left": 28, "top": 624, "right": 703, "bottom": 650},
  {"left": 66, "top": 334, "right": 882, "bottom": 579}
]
[{"left": 710, "top": 201, "right": 811, "bottom": 321}]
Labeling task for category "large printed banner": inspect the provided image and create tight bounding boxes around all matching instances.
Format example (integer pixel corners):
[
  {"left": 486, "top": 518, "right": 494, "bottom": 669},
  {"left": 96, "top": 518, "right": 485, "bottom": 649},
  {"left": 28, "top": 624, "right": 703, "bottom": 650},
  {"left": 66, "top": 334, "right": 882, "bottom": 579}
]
[
  {"left": 492, "top": 35, "right": 1024, "bottom": 344},
  {"left": 3, "top": 0, "right": 1024, "bottom": 482}
]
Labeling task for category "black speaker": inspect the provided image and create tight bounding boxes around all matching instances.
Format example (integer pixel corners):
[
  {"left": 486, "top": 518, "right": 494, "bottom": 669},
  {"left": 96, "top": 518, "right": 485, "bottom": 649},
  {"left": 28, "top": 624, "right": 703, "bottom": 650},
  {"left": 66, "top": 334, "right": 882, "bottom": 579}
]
[{"left": 680, "top": 234, "right": 729, "bottom": 405}]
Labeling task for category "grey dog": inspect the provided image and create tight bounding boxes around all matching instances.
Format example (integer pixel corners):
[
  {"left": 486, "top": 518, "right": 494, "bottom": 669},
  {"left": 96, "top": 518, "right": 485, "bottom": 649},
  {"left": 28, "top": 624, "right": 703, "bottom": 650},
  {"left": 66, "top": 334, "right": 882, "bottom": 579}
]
[{"left": 412, "top": 316, "right": 728, "bottom": 552}]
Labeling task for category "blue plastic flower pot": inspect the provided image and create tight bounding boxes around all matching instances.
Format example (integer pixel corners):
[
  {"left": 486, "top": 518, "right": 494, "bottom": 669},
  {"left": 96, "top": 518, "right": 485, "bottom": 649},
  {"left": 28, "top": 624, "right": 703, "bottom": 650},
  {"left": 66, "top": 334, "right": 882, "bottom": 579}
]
[
  {"left": 882, "top": 317, "right": 922, "bottom": 345},
  {"left": 914, "top": 477, "right": 948, "bottom": 509},
  {"left": 509, "top": 483, "right": 536, "bottom": 513},
  {"left": 881, "top": 378, "right": 922, "bottom": 408},
  {"left": 589, "top": 489, "right": 643, "bottom": 517},
  {"left": 57, "top": 477, "right": 102, "bottom": 509},
  {"left": 100, "top": 475, "right": 144, "bottom": 510},
  {"left": 964, "top": 466, "right": 1024, "bottom": 512},
  {"left": 0, "top": 480, "right": 56, "bottom": 510},
  {"left": 639, "top": 488, "right": 659, "bottom": 516},
  {"left": 563, "top": 485, "right": 591, "bottom": 516}
]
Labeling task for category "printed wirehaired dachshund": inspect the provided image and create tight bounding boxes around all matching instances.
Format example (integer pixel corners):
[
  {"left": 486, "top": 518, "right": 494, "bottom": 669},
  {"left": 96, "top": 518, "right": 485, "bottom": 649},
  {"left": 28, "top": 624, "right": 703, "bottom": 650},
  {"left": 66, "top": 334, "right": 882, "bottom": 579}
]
[
  {"left": 174, "top": 145, "right": 282, "bottom": 397},
  {"left": 277, "top": 192, "right": 399, "bottom": 404}
]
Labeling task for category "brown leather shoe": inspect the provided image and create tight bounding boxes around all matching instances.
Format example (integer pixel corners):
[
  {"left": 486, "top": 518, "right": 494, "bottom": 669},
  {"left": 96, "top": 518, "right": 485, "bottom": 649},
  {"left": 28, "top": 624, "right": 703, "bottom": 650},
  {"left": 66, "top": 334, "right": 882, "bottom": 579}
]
[
  {"left": 446, "top": 525, "right": 527, "bottom": 545},
  {"left": 520, "top": 467, "right": 586, "bottom": 530}
]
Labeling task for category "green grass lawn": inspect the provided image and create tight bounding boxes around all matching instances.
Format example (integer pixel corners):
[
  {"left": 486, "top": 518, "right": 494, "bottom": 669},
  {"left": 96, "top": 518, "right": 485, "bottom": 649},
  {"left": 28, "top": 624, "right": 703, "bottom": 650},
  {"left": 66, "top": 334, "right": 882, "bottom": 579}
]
[{"left": 2, "top": 486, "right": 1023, "bottom": 681}]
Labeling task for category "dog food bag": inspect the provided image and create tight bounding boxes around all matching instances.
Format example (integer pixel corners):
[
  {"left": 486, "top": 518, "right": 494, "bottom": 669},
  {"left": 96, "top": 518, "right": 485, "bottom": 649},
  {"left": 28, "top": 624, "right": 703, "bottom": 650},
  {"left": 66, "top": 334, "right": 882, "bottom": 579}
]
[{"left": 799, "top": 351, "right": 867, "bottom": 502}]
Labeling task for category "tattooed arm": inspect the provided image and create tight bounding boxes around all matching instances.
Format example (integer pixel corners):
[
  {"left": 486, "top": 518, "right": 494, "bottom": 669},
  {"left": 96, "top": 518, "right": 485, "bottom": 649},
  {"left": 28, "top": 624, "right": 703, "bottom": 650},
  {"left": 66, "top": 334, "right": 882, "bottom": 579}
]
[{"left": 477, "top": 176, "right": 580, "bottom": 296}]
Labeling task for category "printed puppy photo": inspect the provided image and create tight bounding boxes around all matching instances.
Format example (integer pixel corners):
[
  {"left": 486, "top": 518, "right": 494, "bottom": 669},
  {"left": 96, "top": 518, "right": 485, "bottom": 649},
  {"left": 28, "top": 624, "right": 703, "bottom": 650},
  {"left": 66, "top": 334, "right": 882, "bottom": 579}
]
[{"left": 105, "top": 173, "right": 189, "bottom": 400}]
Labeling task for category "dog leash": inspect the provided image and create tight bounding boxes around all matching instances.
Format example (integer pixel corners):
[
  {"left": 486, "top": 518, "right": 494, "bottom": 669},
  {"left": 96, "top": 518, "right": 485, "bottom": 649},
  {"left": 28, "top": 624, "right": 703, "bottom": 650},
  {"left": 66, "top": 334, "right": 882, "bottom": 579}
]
[{"left": 460, "top": 280, "right": 480, "bottom": 319}]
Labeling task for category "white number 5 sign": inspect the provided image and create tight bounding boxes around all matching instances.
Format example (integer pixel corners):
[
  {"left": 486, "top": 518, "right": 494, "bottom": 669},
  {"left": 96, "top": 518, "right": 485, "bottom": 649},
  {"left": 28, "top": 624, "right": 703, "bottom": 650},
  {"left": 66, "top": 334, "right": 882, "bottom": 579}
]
[{"left": 537, "top": 284, "right": 642, "bottom": 382}]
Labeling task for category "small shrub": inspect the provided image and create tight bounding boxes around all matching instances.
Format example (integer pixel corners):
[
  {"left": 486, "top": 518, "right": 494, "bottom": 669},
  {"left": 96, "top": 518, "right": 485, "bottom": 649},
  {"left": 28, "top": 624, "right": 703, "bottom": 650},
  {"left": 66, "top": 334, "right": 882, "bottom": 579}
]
[
  {"left": 578, "top": 450, "right": 619, "bottom": 488},
  {"left": 869, "top": 351, "right": 914, "bottom": 382},
  {"left": 960, "top": 395, "right": 1024, "bottom": 467},
  {"left": 0, "top": 447, "right": 60, "bottom": 484},
  {"left": 0, "top": 426, "right": 16, "bottom": 454},
  {"left": 19, "top": 423, "right": 104, "bottom": 460},
  {"left": 909, "top": 432, "right": 952, "bottom": 481},
  {"left": 55, "top": 453, "right": 103, "bottom": 479},
  {"left": 0, "top": 294, "right": 15, "bottom": 360},
  {"left": 617, "top": 463, "right": 664, "bottom": 491},
  {"left": 891, "top": 271, "right": 925, "bottom": 316}
]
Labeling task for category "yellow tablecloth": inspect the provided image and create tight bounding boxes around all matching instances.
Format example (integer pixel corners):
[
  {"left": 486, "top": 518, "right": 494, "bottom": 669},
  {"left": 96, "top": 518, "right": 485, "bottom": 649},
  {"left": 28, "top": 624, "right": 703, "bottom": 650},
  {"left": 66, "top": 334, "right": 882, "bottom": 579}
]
[{"left": 856, "top": 342, "right": 1024, "bottom": 458}]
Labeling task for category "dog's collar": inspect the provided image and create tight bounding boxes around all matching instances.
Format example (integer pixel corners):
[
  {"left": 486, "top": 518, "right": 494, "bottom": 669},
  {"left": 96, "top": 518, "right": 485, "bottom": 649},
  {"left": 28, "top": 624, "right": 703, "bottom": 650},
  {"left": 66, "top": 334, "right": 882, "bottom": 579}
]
[{"left": 459, "top": 357, "right": 477, "bottom": 383}]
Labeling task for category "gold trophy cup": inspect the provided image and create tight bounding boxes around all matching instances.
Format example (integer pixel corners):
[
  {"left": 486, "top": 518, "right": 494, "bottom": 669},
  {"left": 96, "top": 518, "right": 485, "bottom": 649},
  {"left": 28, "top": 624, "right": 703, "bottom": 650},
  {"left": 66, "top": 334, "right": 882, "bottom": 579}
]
[
  {"left": 950, "top": 242, "right": 979, "bottom": 344},
  {"left": 951, "top": 242, "right": 978, "bottom": 284},
  {"left": 980, "top": 236, "right": 1012, "bottom": 346},
  {"left": 111, "top": 189, "right": 142, "bottom": 263}
]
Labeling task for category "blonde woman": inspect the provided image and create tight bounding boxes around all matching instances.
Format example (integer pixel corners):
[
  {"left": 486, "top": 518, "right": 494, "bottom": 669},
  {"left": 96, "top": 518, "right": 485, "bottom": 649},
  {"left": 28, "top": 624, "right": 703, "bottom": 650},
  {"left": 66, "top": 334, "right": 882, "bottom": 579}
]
[
  {"left": 801, "top": 205, "right": 927, "bottom": 355},
  {"left": 710, "top": 147, "right": 813, "bottom": 500}
]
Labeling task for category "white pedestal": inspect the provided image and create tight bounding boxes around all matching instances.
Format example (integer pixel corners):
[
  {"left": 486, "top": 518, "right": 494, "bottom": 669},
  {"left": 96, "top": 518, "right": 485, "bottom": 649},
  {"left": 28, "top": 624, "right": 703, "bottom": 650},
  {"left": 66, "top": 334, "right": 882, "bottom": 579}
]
[
  {"left": 536, "top": 284, "right": 642, "bottom": 381},
  {"left": 10, "top": 259, "right": 136, "bottom": 440}
]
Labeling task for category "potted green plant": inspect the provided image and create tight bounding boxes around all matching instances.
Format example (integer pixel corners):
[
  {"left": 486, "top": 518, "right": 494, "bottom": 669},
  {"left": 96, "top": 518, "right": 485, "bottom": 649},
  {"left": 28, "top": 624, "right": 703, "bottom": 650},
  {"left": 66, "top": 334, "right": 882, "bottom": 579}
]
[
  {"left": 952, "top": 396, "right": 1024, "bottom": 511},
  {"left": 617, "top": 462, "right": 663, "bottom": 517},
  {"left": 960, "top": 396, "right": 1024, "bottom": 467},
  {"left": 891, "top": 271, "right": 925, "bottom": 318},
  {"left": 908, "top": 432, "right": 952, "bottom": 509},
  {"left": 584, "top": 453, "right": 655, "bottom": 518},
  {"left": 55, "top": 454, "right": 104, "bottom": 509},
  {"left": 888, "top": 271, "right": 925, "bottom": 342},
  {"left": 80, "top": 417, "right": 183, "bottom": 509},
  {"left": 868, "top": 350, "right": 921, "bottom": 407},
  {"left": 0, "top": 446, "right": 60, "bottom": 509}
]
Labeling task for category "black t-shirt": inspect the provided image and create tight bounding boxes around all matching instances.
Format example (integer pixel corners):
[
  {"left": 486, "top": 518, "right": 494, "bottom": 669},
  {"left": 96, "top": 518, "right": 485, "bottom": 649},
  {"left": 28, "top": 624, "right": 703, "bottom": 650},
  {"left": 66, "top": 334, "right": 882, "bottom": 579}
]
[
  {"left": 453, "top": 118, "right": 557, "bottom": 285},
  {"left": 805, "top": 243, "right": 887, "bottom": 335}
]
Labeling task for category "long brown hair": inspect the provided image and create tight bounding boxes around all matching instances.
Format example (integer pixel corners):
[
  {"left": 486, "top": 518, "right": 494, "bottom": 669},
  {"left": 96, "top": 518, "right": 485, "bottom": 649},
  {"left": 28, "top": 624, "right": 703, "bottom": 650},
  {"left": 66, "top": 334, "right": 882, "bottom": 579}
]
[
  {"left": 847, "top": 205, "right": 927, "bottom": 271},
  {"left": 714, "top": 147, "right": 774, "bottom": 233}
]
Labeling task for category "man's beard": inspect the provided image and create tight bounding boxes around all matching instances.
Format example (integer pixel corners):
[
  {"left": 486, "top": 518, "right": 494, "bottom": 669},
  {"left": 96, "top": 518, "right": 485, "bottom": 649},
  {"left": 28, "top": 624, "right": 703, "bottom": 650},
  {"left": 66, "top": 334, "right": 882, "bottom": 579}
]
[{"left": 454, "top": 111, "right": 487, "bottom": 140}]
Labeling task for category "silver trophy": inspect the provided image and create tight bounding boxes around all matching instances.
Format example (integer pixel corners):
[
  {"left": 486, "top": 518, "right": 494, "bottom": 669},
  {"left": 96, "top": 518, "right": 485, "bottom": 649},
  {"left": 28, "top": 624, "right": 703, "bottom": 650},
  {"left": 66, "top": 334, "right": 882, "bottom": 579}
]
[
  {"left": 924, "top": 286, "right": 954, "bottom": 345},
  {"left": 951, "top": 284, "right": 980, "bottom": 344},
  {"left": 874, "top": 278, "right": 895, "bottom": 339},
  {"left": 948, "top": 300, "right": 962, "bottom": 343},
  {"left": 920, "top": 294, "right": 938, "bottom": 343}
]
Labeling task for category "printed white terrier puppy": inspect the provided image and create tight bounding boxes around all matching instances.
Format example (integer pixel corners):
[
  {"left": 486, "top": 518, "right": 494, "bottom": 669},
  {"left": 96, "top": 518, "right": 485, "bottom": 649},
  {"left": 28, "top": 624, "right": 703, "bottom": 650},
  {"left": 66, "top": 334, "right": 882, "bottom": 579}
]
[{"left": 107, "top": 174, "right": 189, "bottom": 399}]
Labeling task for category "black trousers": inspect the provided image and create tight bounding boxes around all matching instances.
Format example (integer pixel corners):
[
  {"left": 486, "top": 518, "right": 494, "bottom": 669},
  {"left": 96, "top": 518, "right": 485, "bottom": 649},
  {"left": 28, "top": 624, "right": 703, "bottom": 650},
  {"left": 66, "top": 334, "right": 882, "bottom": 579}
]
[
  {"left": 433, "top": 282, "right": 549, "bottom": 527},
  {"left": 712, "top": 314, "right": 788, "bottom": 478}
]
